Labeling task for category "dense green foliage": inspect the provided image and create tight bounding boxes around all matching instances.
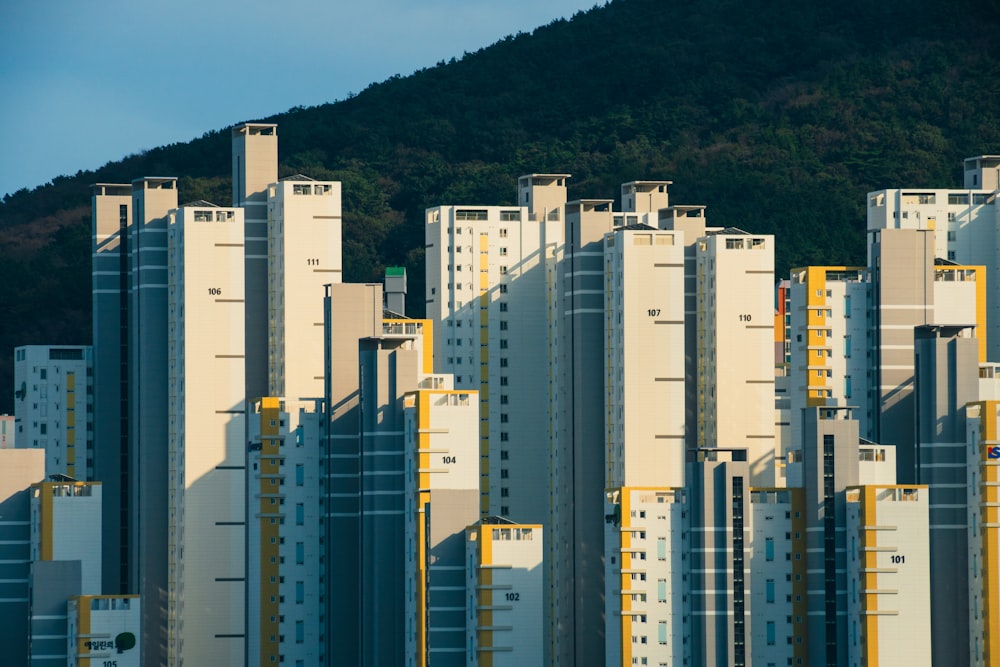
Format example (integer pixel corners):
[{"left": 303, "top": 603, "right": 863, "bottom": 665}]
[{"left": 1, "top": 0, "right": 999, "bottom": 411}]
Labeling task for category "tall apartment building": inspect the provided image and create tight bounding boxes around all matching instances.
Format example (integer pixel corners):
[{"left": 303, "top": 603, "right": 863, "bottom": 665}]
[
  {"left": 603, "top": 486, "right": 687, "bottom": 667},
  {"left": 466, "top": 520, "right": 544, "bottom": 666},
  {"left": 696, "top": 230, "right": 776, "bottom": 486},
  {"left": 914, "top": 324, "right": 980, "bottom": 667},
  {"left": 91, "top": 175, "right": 177, "bottom": 663},
  {"left": 657, "top": 203, "right": 710, "bottom": 452},
  {"left": 867, "top": 226, "right": 938, "bottom": 472},
  {"left": 90, "top": 182, "right": 131, "bottom": 595},
  {"left": 425, "top": 175, "right": 566, "bottom": 521},
  {"left": 30, "top": 481, "right": 102, "bottom": 593},
  {"left": 28, "top": 480, "right": 103, "bottom": 664},
  {"left": 0, "top": 449, "right": 45, "bottom": 665},
  {"left": 867, "top": 156, "right": 1000, "bottom": 359},
  {"left": 787, "top": 267, "right": 868, "bottom": 444},
  {"left": 128, "top": 178, "right": 176, "bottom": 630},
  {"left": 964, "top": 400, "right": 1000, "bottom": 667},
  {"left": 13, "top": 345, "right": 93, "bottom": 479},
  {"left": 266, "top": 174, "right": 343, "bottom": 401},
  {"left": 603, "top": 225, "right": 686, "bottom": 489},
  {"left": 323, "top": 282, "right": 442, "bottom": 666},
  {"left": 845, "top": 485, "right": 931, "bottom": 667},
  {"left": 749, "top": 486, "right": 807, "bottom": 667},
  {"left": 247, "top": 398, "right": 324, "bottom": 667},
  {"left": 166, "top": 203, "right": 247, "bottom": 666},
  {"left": 799, "top": 406, "right": 861, "bottom": 667},
  {"left": 232, "top": 123, "right": 278, "bottom": 404},
  {"left": 686, "top": 448, "right": 752, "bottom": 666},
  {"left": 402, "top": 387, "right": 480, "bottom": 667},
  {"left": 552, "top": 196, "right": 616, "bottom": 664}
]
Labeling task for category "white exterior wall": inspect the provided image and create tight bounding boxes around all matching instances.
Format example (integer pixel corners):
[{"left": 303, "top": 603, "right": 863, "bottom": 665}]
[
  {"left": 426, "top": 203, "right": 562, "bottom": 521},
  {"left": 403, "top": 389, "right": 479, "bottom": 666},
  {"left": 965, "top": 401, "right": 1000, "bottom": 667},
  {"left": 788, "top": 269, "right": 868, "bottom": 446},
  {"left": 604, "top": 229, "right": 686, "bottom": 489},
  {"left": 697, "top": 234, "right": 775, "bottom": 484},
  {"left": 246, "top": 399, "right": 323, "bottom": 667},
  {"left": 750, "top": 489, "right": 799, "bottom": 667},
  {"left": 846, "top": 486, "right": 931, "bottom": 667},
  {"left": 867, "top": 186, "right": 999, "bottom": 359},
  {"left": 467, "top": 523, "right": 544, "bottom": 666},
  {"left": 603, "top": 487, "right": 686, "bottom": 667},
  {"left": 166, "top": 205, "right": 246, "bottom": 666},
  {"left": 67, "top": 595, "right": 141, "bottom": 667},
  {"left": 267, "top": 179, "right": 342, "bottom": 401},
  {"left": 858, "top": 444, "right": 897, "bottom": 485},
  {"left": 30, "top": 482, "right": 102, "bottom": 594},
  {"left": 13, "top": 346, "right": 93, "bottom": 480}
]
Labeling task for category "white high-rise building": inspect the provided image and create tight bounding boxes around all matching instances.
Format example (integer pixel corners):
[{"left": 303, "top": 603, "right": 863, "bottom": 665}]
[
  {"left": 403, "top": 387, "right": 480, "bottom": 667},
  {"left": 425, "top": 175, "right": 566, "bottom": 521},
  {"left": 749, "top": 486, "right": 807, "bottom": 667},
  {"left": 867, "top": 156, "right": 1000, "bottom": 360},
  {"left": 604, "top": 225, "right": 686, "bottom": 489},
  {"left": 845, "top": 485, "right": 931, "bottom": 667},
  {"left": 30, "top": 481, "right": 102, "bottom": 593},
  {"left": 246, "top": 398, "right": 323, "bottom": 667},
  {"left": 13, "top": 345, "right": 93, "bottom": 480},
  {"left": 232, "top": 123, "right": 277, "bottom": 404},
  {"left": 787, "top": 267, "right": 868, "bottom": 444},
  {"left": 466, "top": 520, "right": 544, "bottom": 666},
  {"left": 166, "top": 203, "right": 247, "bottom": 666},
  {"left": 266, "top": 175, "right": 343, "bottom": 401},
  {"left": 603, "top": 487, "right": 687, "bottom": 667},
  {"left": 696, "top": 230, "right": 776, "bottom": 485},
  {"left": 964, "top": 400, "right": 1000, "bottom": 667}
]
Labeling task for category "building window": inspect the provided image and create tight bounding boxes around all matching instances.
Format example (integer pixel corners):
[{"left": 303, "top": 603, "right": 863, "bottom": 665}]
[
  {"left": 766, "top": 621, "right": 775, "bottom": 645},
  {"left": 296, "top": 542, "right": 304, "bottom": 564},
  {"left": 499, "top": 266, "right": 508, "bottom": 274},
  {"left": 295, "top": 504, "right": 304, "bottom": 525},
  {"left": 499, "top": 302, "right": 508, "bottom": 312},
  {"left": 765, "top": 537, "right": 774, "bottom": 561},
  {"left": 766, "top": 579, "right": 775, "bottom": 603},
  {"left": 499, "top": 284, "right": 508, "bottom": 294},
  {"left": 295, "top": 464, "right": 304, "bottom": 486}
]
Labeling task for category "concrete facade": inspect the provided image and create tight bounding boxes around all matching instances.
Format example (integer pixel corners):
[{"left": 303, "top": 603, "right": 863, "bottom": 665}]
[
  {"left": 696, "top": 231, "right": 776, "bottom": 486},
  {"left": 13, "top": 345, "right": 93, "bottom": 480},
  {"left": 403, "top": 388, "right": 480, "bottom": 667},
  {"left": 687, "top": 448, "right": 752, "bottom": 667},
  {"left": 166, "top": 203, "right": 247, "bottom": 666}
]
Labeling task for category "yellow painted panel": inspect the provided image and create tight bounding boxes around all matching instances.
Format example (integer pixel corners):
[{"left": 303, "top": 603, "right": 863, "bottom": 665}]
[{"left": 77, "top": 596, "right": 92, "bottom": 667}]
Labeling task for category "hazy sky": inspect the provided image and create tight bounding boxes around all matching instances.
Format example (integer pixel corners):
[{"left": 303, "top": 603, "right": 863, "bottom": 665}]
[{"left": 0, "top": 0, "right": 598, "bottom": 198}]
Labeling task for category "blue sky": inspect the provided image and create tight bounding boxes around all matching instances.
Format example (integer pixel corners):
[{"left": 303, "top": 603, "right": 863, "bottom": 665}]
[{"left": 0, "top": 0, "right": 598, "bottom": 198}]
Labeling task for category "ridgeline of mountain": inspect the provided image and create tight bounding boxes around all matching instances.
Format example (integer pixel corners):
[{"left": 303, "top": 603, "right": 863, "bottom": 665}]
[{"left": 1, "top": 0, "right": 999, "bottom": 412}]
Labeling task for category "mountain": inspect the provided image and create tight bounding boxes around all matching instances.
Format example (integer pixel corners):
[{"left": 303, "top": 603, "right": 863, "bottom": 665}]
[{"left": 1, "top": 0, "right": 999, "bottom": 412}]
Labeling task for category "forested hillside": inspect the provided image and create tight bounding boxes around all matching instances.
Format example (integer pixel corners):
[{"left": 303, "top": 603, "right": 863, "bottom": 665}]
[{"left": 2, "top": 0, "right": 999, "bottom": 411}]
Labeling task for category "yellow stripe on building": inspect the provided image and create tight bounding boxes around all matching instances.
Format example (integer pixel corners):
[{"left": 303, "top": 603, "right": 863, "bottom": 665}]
[
  {"left": 977, "top": 401, "right": 1000, "bottom": 666},
  {"left": 859, "top": 486, "right": 879, "bottom": 667}
]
